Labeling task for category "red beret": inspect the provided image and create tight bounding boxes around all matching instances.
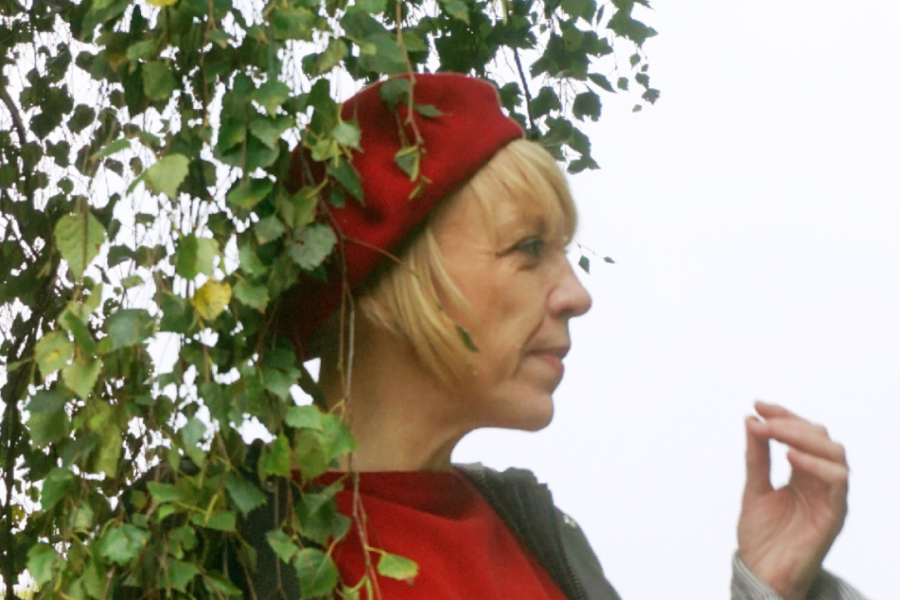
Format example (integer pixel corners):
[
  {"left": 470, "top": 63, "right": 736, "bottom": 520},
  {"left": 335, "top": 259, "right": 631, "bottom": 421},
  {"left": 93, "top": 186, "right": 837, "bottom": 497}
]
[{"left": 281, "top": 73, "right": 524, "bottom": 356}]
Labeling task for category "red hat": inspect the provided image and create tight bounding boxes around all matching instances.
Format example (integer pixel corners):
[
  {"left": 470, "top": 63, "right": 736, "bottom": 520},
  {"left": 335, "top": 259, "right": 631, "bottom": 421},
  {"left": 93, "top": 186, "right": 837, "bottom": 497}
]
[{"left": 281, "top": 73, "right": 524, "bottom": 356}]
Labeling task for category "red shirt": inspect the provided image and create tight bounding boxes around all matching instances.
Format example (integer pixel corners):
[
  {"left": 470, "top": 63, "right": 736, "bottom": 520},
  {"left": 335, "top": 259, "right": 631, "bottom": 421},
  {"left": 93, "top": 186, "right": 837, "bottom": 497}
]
[{"left": 314, "top": 469, "right": 568, "bottom": 600}]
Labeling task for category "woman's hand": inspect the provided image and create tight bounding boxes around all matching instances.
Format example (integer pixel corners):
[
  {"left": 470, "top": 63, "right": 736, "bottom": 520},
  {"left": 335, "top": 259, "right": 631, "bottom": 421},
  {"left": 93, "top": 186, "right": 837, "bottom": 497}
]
[{"left": 738, "top": 401, "right": 849, "bottom": 600}]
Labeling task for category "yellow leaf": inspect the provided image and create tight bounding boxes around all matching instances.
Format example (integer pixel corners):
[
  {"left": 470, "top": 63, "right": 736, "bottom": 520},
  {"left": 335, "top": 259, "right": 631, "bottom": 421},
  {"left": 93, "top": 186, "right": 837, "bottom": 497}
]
[
  {"left": 146, "top": 0, "right": 179, "bottom": 6},
  {"left": 192, "top": 280, "right": 232, "bottom": 321}
]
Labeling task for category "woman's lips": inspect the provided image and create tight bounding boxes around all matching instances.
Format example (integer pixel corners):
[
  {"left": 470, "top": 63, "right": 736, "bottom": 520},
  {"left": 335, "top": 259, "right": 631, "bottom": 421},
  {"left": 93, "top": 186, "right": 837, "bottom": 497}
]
[{"left": 528, "top": 347, "right": 569, "bottom": 374}]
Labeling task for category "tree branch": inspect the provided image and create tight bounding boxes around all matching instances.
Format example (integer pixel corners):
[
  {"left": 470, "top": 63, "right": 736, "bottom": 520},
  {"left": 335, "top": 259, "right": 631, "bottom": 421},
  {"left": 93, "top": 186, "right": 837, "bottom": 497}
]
[
  {"left": 0, "top": 80, "right": 26, "bottom": 148},
  {"left": 513, "top": 48, "right": 536, "bottom": 134}
]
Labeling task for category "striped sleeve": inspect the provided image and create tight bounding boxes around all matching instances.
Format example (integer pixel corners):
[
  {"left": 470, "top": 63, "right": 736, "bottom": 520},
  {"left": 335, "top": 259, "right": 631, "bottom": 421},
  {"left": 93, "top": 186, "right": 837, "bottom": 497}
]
[{"left": 731, "top": 554, "right": 870, "bottom": 600}]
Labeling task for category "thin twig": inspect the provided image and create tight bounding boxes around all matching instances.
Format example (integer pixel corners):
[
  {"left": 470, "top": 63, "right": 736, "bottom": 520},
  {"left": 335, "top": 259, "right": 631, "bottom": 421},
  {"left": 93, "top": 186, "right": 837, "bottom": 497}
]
[{"left": 512, "top": 48, "right": 536, "bottom": 133}]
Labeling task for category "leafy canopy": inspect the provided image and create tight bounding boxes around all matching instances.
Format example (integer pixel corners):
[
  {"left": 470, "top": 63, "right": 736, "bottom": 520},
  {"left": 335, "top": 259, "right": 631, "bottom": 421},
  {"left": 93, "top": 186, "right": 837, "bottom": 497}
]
[{"left": 0, "top": 0, "right": 656, "bottom": 598}]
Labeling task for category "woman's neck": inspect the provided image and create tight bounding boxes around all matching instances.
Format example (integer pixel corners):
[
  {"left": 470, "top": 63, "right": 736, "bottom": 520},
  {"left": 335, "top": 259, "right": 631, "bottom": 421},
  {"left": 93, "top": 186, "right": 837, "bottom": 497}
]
[{"left": 319, "top": 324, "right": 473, "bottom": 472}]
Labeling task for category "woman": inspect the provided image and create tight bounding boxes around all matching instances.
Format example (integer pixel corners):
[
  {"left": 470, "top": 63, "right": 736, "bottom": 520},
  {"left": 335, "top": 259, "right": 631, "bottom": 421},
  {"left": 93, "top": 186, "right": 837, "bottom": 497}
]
[{"left": 264, "top": 73, "right": 866, "bottom": 600}]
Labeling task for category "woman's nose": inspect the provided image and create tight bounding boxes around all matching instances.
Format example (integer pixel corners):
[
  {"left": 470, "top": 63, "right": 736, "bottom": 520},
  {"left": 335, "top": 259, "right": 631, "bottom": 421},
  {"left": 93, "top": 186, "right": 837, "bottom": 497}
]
[{"left": 548, "top": 258, "right": 593, "bottom": 319}]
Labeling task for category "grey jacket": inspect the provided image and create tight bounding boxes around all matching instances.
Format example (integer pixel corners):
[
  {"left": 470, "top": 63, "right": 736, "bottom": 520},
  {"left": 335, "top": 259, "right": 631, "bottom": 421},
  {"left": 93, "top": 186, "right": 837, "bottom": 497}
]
[{"left": 456, "top": 463, "right": 622, "bottom": 600}]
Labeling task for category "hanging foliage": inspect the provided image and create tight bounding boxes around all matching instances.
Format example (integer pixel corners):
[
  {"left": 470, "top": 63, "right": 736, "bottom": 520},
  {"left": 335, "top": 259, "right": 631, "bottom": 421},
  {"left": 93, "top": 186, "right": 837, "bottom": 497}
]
[{"left": 0, "top": 0, "right": 657, "bottom": 598}]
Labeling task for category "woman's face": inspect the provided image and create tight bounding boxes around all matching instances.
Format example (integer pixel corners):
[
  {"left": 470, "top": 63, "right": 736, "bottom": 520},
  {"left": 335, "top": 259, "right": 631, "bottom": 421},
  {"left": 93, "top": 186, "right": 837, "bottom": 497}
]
[{"left": 433, "top": 188, "right": 592, "bottom": 432}]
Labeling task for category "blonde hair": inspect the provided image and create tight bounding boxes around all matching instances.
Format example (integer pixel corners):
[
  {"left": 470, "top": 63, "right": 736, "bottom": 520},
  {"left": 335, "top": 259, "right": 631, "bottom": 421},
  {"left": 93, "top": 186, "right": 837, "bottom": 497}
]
[{"left": 337, "top": 139, "right": 578, "bottom": 385}]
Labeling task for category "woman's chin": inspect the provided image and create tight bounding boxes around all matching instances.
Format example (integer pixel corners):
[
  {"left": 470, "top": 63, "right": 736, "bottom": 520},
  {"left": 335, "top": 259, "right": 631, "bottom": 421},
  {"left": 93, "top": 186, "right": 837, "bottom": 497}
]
[{"left": 494, "top": 393, "right": 555, "bottom": 432}]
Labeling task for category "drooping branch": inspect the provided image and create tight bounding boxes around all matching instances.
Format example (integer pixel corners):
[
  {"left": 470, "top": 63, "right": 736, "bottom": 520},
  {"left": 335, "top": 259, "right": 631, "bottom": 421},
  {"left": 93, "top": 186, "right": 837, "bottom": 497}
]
[
  {"left": 513, "top": 48, "right": 536, "bottom": 135},
  {"left": 0, "top": 81, "right": 26, "bottom": 148}
]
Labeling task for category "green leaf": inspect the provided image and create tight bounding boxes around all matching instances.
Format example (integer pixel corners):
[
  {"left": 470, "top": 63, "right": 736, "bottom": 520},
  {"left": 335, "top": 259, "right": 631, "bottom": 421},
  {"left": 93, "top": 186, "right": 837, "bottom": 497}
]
[
  {"left": 294, "top": 548, "right": 339, "bottom": 598},
  {"left": 288, "top": 188, "right": 319, "bottom": 227},
  {"left": 255, "top": 215, "right": 286, "bottom": 245},
  {"left": 54, "top": 212, "right": 106, "bottom": 279},
  {"left": 357, "top": 33, "right": 406, "bottom": 75},
  {"left": 393, "top": 145, "right": 420, "bottom": 179},
  {"left": 532, "top": 87, "right": 561, "bottom": 118},
  {"left": 297, "top": 487, "right": 350, "bottom": 543},
  {"left": 203, "top": 573, "right": 243, "bottom": 598},
  {"left": 225, "top": 472, "right": 267, "bottom": 515},
  {"left": 181, "top": 416, "right": 206, "bottom": 448},
  {"left": 578, "top": 255, "right": 590, "bottom": 273},
  {"left": 59, "top": 309, "right": 97, "bottom": 355},
  {"left": 165, "top": 560, "right": 199, "bottom": 592},
  {"left": 175, "top": 234, "right": 218, "bottom": 280},
  {"left": 94, "top": 423, "right": 122, "bottom": 478},
  {"left": 319, "top": 413, "right": 357, "bottom": 459},
  {"left": 266, "top": 530, "right": 299, "bottom": 564},
  {"left": 327, "top": 159, "right": 364, "bottom": 203},
  {"left": 264, "top": 367, "right": 294, "bottom": 400},
  {"left": 92, "top": 138, "right": 130, "bottom": 160},
  {"left": 26, "top": 389, "right": 69, "bottom": 446},
  {"left": 349, "top": 0, "right": 386, "bottom": 13},
  {"left": 72, "top": 503, "right": 95, "bottom": 531},
  {"left": 286, "top": 405, "right": 323, "bottom": 431},
  {"left": 289, "top": 224, "right": 337, "bottom": 271},
  {"left": 121, "top": 274, "right": 144, "bottom": 289},
  {"left": 253, "top": 79, "right": 291, "bottom": 117},
  {"left": 104, "top": 308, "right": 154, "bottom": 351},
  {"left": 617, "top": 76, "right": 629, "bottom": 91},
  {"left": 126, "top": 40, "right": 156, "bottom": 62},
  {"left": 260, "top": 434, "right": 291, "bottom": 477},
  {"left": 233, "top": 278, "right": 269, "bottom": 309},
  {"left": 35, "top": 330, "right": 74, "bottom": 377},
  {"left": 101, "top": 524, "right": 151, "bottom": 565},
  {"left": 333, "top": 121, "right": 361, "bottom": 149},
  {"left": 68, "top": 104, "right": 95, "bottom": 134},
  {"left": 63, "top": 355, "right": 102, "bottom": 399},
  {"left": 41, "top": 467, "right": 74, "bottom": 510},
  {"left": 192, "top": 280, "right": 232, "bottom": 321},
  {"left": 192, "top": 510, "right": 236, "bottom": 532},
  {"left": 227, "top": 178, "right": 274, "bottom": 210},
  {"left": 142, "top": 60, "right": 176, "bottom": 102},
  {"left": 216, "top": 120, "right": 246, "bottom": 154},
  {"left": 456, "top": 325, "right": 479, "bottom": 352},
  {"left": 144, "top": 154, "right": 190, "bottom": 199},
  {"left": 316, "top": 39, "right": 348, "bottom": 74},
  {"left": 159, "top": 292, "right": 194, "bottom": 333},
  {"left": 239, "top": 242, "right": 268, "bottom": 276},
  {"left": 205, "top": 28, "right": 233, "bottom": 48},
  {"left": 402, "top": 31, "right": 428, "bottom": 53},
  {"left": 271, "top": 5, "right": 316, "bottom": 41},
  {"left": 414, "top": 104, "right": 442, "bottom": 118},
  {"left": 572, "top": 91, "right": 601, "bottom": 121},
  {"left": 249, "top": 115, "right": 293, "bottom": 149},
  {"left": 378, "top": 77, "right": 410, "bottom": 109},
  {"left": 376, "top": 552, "right": 418, "bottom": 582},
  {"left": 147, "top": 481, "right": 182, "bottom": 504},
  {"left": 607, "top": 9, "right": 657, "bottom": 46},
  {"left": 438, "top": 0, "right": 469, "bottom": 23},
  {"left": 588, "top": 73, "right": 615, "bottom": 93},
  {"left": 27, "top": 543, "right": 59, "bottom": 587}
]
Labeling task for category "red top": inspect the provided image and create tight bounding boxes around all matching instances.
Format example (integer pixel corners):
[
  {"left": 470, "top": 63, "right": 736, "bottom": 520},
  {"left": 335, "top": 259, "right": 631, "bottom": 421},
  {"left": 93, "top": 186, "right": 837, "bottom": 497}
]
[{"left": 315, "top": 469, "right": 569, "bottom": 600}]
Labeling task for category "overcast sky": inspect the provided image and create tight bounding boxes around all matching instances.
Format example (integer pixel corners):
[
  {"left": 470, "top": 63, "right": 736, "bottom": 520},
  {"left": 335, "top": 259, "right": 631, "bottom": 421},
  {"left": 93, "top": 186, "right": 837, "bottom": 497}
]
[{"left": 455, "top": 1, "right": 899, "bottom": 598}]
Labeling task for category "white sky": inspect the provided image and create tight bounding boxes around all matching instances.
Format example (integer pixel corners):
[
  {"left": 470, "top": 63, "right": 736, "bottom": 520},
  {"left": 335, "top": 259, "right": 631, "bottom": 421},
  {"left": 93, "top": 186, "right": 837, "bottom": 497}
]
[{"left": 454, "top": 1, "right": 900, "bottom": 598}]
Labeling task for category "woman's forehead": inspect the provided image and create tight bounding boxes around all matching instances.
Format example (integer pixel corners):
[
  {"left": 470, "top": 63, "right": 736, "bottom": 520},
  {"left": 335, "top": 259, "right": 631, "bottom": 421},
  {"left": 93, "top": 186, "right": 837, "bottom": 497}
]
[{"left": 489, "top": 188, "right": 573, "bottom": 242}]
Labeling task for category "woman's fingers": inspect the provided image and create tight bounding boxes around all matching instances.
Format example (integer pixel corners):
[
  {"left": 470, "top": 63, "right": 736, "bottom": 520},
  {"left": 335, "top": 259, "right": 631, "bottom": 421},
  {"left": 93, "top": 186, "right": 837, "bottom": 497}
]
[
  {"left": 745, "top": 417, "right": 773, "bottom": 496},
  {"left": 750, "top": 416, "right": 847, "bottom": 465},
  {"left": 786, "top": 448, "right": 850, "bottom": 503},
  {"left": 754, "top": 400, "right": 798, "bottom": 419}
]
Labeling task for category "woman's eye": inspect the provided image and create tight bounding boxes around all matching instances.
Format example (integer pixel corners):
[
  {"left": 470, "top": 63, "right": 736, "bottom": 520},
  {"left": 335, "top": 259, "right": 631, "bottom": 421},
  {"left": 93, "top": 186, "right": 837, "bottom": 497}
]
[{"left": 514, "top": 237, "right": 545, "bottom": 258}]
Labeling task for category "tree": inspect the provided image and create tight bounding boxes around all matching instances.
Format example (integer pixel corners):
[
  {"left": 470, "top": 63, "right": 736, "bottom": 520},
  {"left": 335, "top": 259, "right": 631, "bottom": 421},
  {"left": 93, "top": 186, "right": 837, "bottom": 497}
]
[{"left": 0, "top": 0, "right": 657, "bottom": 598}]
